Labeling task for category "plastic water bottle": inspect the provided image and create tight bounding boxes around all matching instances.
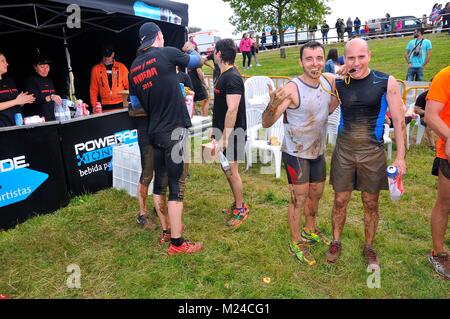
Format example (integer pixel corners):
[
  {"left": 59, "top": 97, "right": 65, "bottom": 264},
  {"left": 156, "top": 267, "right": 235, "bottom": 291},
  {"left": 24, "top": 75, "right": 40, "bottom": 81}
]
[
  {"left": 14, "top": 113, "right": 23, "bottom": 126},
  {"left": 387, "top": 165, "right": 403, "bottom": 201},
  {"left": 218, "top": 151, "right": 231, "bottom": 172}
]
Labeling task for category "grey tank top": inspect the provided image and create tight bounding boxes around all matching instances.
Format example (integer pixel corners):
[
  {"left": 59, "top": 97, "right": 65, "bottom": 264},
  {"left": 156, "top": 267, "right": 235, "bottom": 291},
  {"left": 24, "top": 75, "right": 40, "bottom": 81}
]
[{"left": 282, "top": 76, "right": 332, "bottom": 159}]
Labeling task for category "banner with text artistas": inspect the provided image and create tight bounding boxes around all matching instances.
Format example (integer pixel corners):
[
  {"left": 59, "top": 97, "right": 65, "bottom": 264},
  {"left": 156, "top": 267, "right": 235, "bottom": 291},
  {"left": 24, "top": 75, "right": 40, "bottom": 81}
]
[{"left": 0, "top": 123, "right": 69, "bottom": 230}]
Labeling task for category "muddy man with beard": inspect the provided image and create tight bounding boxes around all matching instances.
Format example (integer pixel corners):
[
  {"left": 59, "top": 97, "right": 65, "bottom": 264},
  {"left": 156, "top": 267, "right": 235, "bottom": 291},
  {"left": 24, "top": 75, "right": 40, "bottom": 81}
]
[{"left": 262, "top": 41, "right": 340, "bottom": 266}]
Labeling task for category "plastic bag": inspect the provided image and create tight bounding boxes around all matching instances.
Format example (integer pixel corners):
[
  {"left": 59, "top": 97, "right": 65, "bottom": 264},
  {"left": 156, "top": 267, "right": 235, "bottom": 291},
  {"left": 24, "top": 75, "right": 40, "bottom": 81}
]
[{"left": 55, "top": 99, "right": 72, "bottom": 121}]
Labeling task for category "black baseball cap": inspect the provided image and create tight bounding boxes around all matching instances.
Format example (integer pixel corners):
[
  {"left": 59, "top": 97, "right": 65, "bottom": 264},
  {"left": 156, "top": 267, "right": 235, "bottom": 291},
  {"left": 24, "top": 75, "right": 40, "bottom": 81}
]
[
  {"left": 34, "top": 55, "right": 51, "bottom": 65},
  {"left": 139, "top": 22, "right": 161, "bottom": 49}
]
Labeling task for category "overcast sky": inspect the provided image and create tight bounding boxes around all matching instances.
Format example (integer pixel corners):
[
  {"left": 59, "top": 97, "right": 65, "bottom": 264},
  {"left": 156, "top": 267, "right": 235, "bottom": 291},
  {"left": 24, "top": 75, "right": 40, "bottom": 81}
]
[{"left": 178, "top": 0, "right": 438, "bottom": 39}]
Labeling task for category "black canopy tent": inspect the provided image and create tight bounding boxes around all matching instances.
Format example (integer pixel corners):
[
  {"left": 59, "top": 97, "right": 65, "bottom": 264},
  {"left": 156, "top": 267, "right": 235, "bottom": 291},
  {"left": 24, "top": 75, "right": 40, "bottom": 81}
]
[{"left": 0, "top": 0, "right": 189, "bottom": 104}]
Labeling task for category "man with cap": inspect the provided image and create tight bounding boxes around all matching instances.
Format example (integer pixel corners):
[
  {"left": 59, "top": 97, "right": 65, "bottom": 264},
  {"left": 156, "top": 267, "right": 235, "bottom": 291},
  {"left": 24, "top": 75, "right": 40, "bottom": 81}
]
[
  {"left": 129, "top": 22, "right": 205, "bottom": 255},
  {"left": 90, "top": 45, "right": 129, "bottom": 111}
]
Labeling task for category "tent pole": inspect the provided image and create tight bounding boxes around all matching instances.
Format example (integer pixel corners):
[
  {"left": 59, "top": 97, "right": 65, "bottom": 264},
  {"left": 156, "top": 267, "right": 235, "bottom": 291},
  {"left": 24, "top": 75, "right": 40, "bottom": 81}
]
[{"left": 63, "top": 27, "right": 76, "bottom": 102}]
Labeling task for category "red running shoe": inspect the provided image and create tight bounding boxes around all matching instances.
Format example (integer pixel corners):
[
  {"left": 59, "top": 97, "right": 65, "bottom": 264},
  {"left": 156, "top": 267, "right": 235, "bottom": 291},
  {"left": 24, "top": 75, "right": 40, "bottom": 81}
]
[{"left": 168, "top": 241, "right": 203, "bottom": 256}]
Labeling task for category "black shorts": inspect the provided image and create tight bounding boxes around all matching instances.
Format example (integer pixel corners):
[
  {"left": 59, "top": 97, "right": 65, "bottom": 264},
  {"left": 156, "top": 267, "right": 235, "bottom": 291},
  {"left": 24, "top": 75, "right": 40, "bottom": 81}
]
[
  {"left": 132, "top": 117, "right": 153, "bottom": 187},
  {"left": 193, "top": 82, "right": 208, "bottom": 102},
  {"left": 149, "top": 128, "right": 188, "bottom": 201},
  {"left": 282, "top": 153, "right": 326, "bottom": 185},
  {"left": 432, "top": 157, "right": 450, "bottom": 179}
]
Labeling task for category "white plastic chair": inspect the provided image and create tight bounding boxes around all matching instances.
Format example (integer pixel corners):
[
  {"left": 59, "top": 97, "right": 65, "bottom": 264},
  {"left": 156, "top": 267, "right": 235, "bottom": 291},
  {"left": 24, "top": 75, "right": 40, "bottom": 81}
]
[
  {"left": 327, "top": 106, "right": 341, "bottom": 145},
  {"left": 415, "top": 117, "right": 426, "bottom": 145},
  {"left": 244, "top": 76, "right": 275, "bottom": 111},
  {"left": 245, "top": 115, "right": 284, "bottom": 179},
  {"left": 384, "top": 124, "right": 392, "bottom": 160}
]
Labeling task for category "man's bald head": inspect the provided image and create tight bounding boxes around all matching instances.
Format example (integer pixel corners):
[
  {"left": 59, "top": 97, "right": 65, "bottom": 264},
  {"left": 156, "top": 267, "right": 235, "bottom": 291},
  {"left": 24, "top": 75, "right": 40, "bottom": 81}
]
[
  {"left": 344, "top": 38, "right": 369, "bottom": 56},
  {"left": 343, "top": 38, "right": 371, "bottom": 79}
]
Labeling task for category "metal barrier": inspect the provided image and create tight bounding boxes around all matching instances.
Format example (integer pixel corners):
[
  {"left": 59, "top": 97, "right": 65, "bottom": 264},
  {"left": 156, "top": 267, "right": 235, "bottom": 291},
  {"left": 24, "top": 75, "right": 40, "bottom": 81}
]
[
  {"left": 404, "top": 85, "right": 430, "bottom": 107},
  {"left": 397, "top": 79, "right": 406, "bottom": 104}
]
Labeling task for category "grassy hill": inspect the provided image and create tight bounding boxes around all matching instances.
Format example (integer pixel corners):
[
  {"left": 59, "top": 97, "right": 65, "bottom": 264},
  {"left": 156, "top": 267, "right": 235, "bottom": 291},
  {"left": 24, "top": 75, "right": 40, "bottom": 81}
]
[
  {"left": 1, "top": 34, "right": 449, "bottom": 299},
  {"left": 218, "top": 33, "right": 449, "bottom": 80}
]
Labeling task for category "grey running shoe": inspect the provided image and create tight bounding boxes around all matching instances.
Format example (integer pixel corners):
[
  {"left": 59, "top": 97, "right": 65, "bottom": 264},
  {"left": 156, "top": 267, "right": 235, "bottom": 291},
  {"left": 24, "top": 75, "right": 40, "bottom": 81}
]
[
  {"left": 428, "top": 252, "right": 450, "bottom": 280},
  {"left": 136, "top": 213, "right": 157, "bottom": 230}
]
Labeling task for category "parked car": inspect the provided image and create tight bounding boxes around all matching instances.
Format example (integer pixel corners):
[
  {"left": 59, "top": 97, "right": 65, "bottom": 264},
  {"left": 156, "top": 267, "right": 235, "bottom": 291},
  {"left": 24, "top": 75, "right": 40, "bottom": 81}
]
[
  {"left": 368, "top": 15, "right": 422, "bottom": 35},
  {"left": 188, "top": 30, "right": 221, "bottom": 54},
  {"left": 390, "top": 16, "right": 422, "bottom": 32}
]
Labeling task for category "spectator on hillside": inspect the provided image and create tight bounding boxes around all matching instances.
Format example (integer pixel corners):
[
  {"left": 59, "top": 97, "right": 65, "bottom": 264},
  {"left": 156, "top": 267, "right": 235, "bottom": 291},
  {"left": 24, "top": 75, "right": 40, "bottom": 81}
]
[
  {"left": 324, "top": 48, "right": 339, "bottom": 74},
  {"left": 404, "top": 28, "right": 432, "bottom": 81},
  {"left": 308, "top": 24, "right": 318, "bottom": 41},
  {"left": 354, "top": 17, "right": 361, "bottom": 34},
  {"left": 271, "top": 29, "right": 278, "bottom": 48},
  {"left": 364, "top": 21, "right": 370, "bottom": 39},
  {"left": 422, "top": 14, "right": 428, "bottom": 28},
  {"left": 376, "top": 20, "right": 382, "bottom": 37},
  {"left": 321, "top": 21, "right": 330, "bottom": 44},
  {"left": 239, "top": 33, "right": 252, "bottom": 69},
  {"left": 396, "top": 18, "right": 403, "bottom": 36},
  {"left": 385, "top": 13, "right": 392, "bottom": 34},
  {"left": 430, "top": 4, "right": 442, "bottom": 27},
  {"left": 260, "top": 32, "right": 267, "bottom": 50},
  {"left": 346, "top": 17, "right": 353, "bottom": 39},
  {"left": 335, "top": 19, "right": 345, "bottom": 42},
  {"left": 250, "top": 33, "right": 261, "bottom": 67},
  {"left": 441, "top": 2, "right": 450, "bottom": 35}
]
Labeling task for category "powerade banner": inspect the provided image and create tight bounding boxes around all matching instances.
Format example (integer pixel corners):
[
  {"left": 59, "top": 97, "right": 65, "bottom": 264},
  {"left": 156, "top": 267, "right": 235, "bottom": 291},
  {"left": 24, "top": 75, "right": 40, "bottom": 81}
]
[
  {"left": 50, "top": 0, "right": 189, "bottom": 26},
  {"left": 59, "top": 110, "right": 136, "bottom": 196},
  {"left": 0, "top": 123, "right": 69, "bottom": 230}
]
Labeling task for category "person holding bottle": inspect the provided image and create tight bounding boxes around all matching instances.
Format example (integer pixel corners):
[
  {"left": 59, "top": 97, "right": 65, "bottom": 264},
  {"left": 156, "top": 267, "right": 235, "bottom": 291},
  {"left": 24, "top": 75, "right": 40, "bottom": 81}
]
[
  {"left": 326, "top": 39, "right": 406, "bottom": 268},
  {"left": 212, "top": 39, "right": 249, "bottom": 228},
  {"left": 0, "top": 52, "right": 35, "bottom": 128}
]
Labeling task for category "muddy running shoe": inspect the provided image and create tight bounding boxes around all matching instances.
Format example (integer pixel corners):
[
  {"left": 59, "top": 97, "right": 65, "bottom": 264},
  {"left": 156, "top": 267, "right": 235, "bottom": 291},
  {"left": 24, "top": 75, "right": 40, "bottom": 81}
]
[
  {"left": 159, "top": 231, "right": 171, "bottom": 244},
  {"left": 222, "top": 202, "right": 236, "bottom": 215},
  {"left": 327, "top": 240, "right": 342, "bottom": 264},
  {"left": 428, "top": 251, "right": 450, "bottom": 280},
  {"left": 301, "top": 228, "right": 331, "bottom": 245},
  {"left": 168, "top": 241, "right": 203, "bottom": 256},
  {"left": 288, "top": 241, "right": 316, "bottom": 266},
  {"left": 227, "top": 205, "right": 250, "bottom": 228},
  {"left": 136, "top": 213, "right": 157, "bottom": 230},
  {"left": 363, "top": 245, "right": 380, "bottom": 267}
]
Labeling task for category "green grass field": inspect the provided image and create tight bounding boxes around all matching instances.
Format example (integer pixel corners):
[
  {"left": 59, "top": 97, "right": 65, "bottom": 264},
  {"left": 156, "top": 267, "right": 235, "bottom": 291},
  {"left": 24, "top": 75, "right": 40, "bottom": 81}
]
[
  {"left": 212, "top": 33, "right": 450, "bottom": 80},
  {"left": 1, "top": 34, "right": 449, "bottom": 299}
]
